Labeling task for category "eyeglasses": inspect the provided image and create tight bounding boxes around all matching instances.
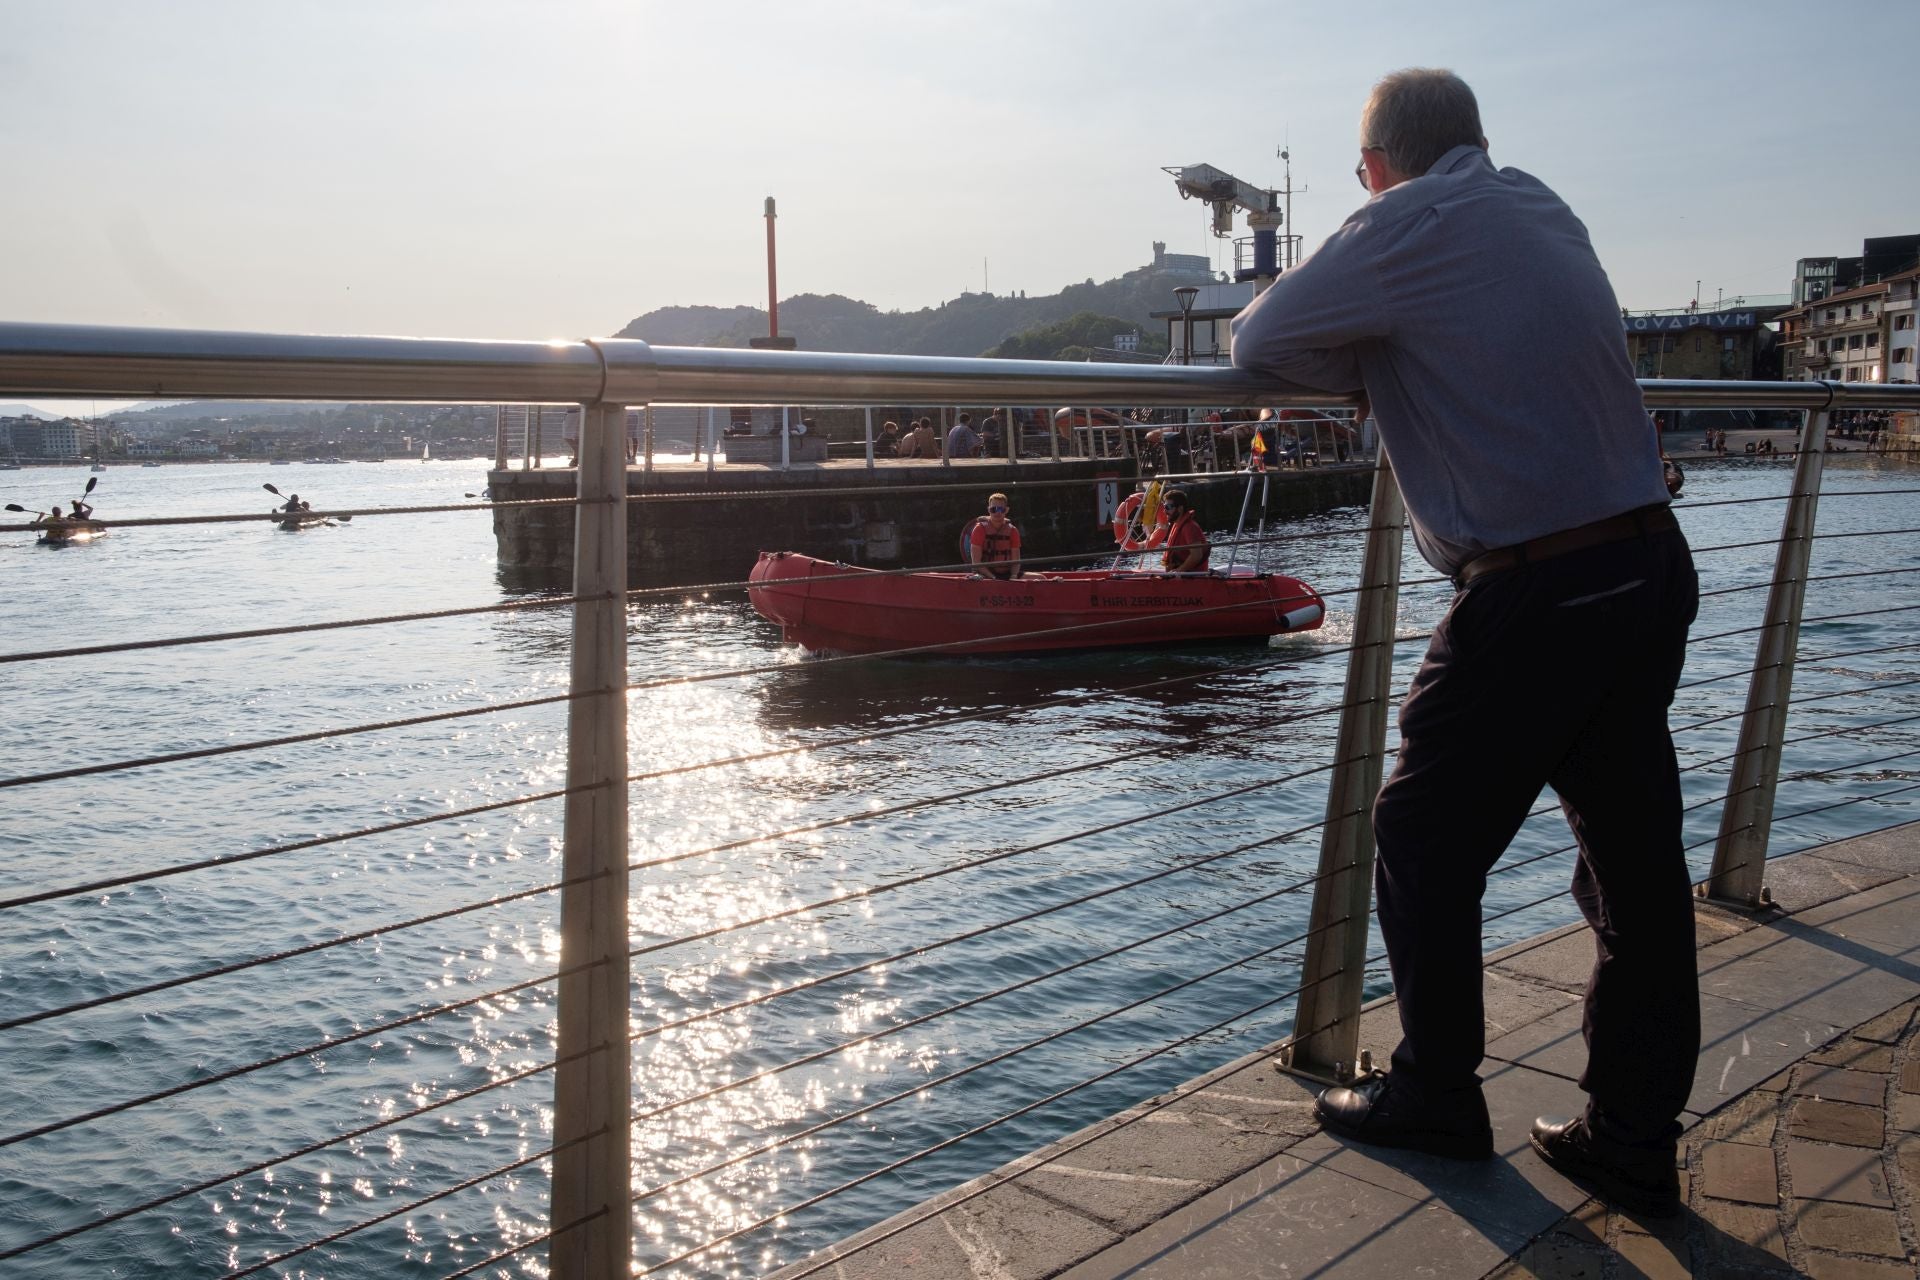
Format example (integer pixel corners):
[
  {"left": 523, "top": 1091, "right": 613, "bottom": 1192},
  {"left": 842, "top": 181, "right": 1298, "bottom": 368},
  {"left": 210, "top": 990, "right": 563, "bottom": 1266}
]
[
  {"left": 1355, "top": 145, "right": 1383, "bottom": 192},
  {"left": 989, "top": 505, "right": 1007, "bottom": 513}
]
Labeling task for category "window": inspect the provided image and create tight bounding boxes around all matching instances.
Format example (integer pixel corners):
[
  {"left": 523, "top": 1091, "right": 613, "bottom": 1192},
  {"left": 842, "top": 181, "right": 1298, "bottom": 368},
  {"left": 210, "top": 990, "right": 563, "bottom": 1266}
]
[
  {"left": 1894, "top": 347, "right": 1914, "bottom": 365},
  {"left": 1826, "top": 309, "right": 1837, "bottom": 322},
  {"left": 1844, "top": 306, "right": 1853, "bottom": 319},
  {"left": 1850, "top": 334, "right": 1864, "bottom": 350},
  {"left": 1867, "top": 333, "right": 1879, "bottom": 349},
  {"left": 1897, "top": 314, "right": 1914, "bottom": 331},
  {"left": 1819, "top": 339, "right": 1830, "bottom": 353},
  {"left": 1662, "top": 336, "right": 1674, "bottom": 353},
  {"left": 1846, "top": 367, "right": 1860, "bottom": 381},
  {"left": 1694, "top": 336, "right": 1702, "bottom": 353},
  {"left": 1723, "top": 336, "right": 1735, "bottom": 351}
]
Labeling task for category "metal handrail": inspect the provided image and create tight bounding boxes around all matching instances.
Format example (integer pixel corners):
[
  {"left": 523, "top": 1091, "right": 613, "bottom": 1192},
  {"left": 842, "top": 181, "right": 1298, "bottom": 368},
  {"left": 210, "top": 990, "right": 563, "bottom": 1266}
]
[{"left": 7, "top": 320, "right": 1920, "bottom": 412}]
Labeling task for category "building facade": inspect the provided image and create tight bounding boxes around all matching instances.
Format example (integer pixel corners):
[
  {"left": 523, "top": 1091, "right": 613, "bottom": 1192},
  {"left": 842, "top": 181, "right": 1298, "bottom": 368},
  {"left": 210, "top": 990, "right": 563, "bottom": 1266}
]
[
  {"left": 1620, "top": 306, "right": 1783, "bottom": 380},
  {"left": 1778, "top": 281, "right": 1896, "bottom": 385}
]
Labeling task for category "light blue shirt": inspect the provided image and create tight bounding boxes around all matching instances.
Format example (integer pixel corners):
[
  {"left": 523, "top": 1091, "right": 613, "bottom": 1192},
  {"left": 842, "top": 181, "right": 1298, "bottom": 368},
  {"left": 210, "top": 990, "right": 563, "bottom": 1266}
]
[{"left": 1230, "top": 145, "right": 1669, "bottom": 574}]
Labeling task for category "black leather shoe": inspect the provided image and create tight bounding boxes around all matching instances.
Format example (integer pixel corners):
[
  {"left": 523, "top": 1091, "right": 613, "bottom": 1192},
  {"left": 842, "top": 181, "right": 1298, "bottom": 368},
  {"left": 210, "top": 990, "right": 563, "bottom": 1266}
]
[
  {"left": 1530, "top": 1115, "right": 1681, "bottom": 1217},
  {"left": 1314, "top": 1073, "right": 1493, "bottom": 1160}
]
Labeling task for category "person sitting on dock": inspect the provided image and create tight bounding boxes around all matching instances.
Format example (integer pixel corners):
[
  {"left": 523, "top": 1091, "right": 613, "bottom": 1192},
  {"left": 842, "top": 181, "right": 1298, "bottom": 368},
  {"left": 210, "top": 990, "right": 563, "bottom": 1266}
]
[
  {"left": 965, "top": 492, "right": 1022, "bottom": 579},
  {"left": 900, "top": 419, "right": 938, "bottom": 459},
  {"left": 1160, "top": 489, "right": 1209, "bottom": 572},
  {"left": 946, "top": 413, "right": 982, "bottom": 459},
  {"left": 879, "top": 420, "right": 901, "bottom": 456},
  {"left": 1232, "top": 67, "right": 1697, "bottom": 1215}
]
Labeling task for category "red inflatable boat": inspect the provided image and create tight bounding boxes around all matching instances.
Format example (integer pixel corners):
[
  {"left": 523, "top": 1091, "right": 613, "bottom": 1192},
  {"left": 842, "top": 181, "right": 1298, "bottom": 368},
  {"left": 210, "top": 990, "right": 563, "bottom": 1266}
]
[{"left": 747, "top": 552, "right": 1326, "bottom": 656}]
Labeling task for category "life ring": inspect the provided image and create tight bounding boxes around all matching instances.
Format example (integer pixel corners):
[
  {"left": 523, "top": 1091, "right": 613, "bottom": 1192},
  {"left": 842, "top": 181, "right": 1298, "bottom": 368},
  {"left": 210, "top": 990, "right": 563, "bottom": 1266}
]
[{"left": 1111, "top": 485, "right": 1168, "bottom": 551}]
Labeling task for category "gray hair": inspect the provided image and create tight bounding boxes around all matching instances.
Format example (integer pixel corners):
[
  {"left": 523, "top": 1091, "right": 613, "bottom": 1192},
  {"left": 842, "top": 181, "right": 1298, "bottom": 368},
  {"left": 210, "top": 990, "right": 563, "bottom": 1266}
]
[{"left": 1361, "top": 68, "right": 1484, "bottom": 177}]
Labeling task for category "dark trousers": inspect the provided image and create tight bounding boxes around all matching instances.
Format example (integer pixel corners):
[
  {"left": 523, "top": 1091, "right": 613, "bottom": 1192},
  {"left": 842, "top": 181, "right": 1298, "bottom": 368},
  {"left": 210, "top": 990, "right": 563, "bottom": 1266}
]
[{"left": 1372, "top": 527, "right": 1700, "bottom": 1145}]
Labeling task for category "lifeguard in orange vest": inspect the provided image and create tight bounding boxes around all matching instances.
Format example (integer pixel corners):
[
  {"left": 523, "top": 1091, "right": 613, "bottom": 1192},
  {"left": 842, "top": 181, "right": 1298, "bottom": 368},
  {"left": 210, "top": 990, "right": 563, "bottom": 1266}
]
[{"left": 965, "top": 492, "right": 1022, "bottom": 579}]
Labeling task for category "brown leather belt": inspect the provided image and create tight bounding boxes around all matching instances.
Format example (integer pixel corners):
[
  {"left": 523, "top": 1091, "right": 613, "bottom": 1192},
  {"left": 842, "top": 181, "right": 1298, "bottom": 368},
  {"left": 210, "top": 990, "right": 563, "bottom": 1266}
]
[{"left": 1455, "top": 503, "right": 1678, "bottom": 587}]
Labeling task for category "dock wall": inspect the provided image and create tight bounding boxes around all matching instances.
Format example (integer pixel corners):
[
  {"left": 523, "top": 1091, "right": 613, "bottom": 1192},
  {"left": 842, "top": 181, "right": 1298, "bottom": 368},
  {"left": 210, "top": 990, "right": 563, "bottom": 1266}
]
[{"left": 489, "top": 461, "right": 1374, "bottom": 587}]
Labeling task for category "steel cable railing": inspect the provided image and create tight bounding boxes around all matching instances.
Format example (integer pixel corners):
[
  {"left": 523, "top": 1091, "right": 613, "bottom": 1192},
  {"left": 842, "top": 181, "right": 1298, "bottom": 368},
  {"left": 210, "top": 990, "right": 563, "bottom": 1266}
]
[
  {"left": 702, "top": 983, "right": 1346, "bottom": 1280},
  {"left": 218, "top": 1127, "right": 606, "bottom": 1280},
  {"left": 431, "top": 1213, "right": 607, "bottom": 1280},
  {"left": 0, "top": 1040, "right": 596, "bottom": 1262},
  {"left": 0, "top": 591, "right": 590, "bottom": 665},
  {"left": 0, "top": 950, "right": 609, "bottom": 1150},
  {"left": 638, "top": 940, "right": 1336, "bottom": 1277},
  {"left": 0, "top": 864, "right": 594, "bottom": 1032},
  {"left": 0, "top": 780, "right": 587, "bottom": 911},
  {"left": 7, "top": 358, "right": 1912, "bottom": 1280}
]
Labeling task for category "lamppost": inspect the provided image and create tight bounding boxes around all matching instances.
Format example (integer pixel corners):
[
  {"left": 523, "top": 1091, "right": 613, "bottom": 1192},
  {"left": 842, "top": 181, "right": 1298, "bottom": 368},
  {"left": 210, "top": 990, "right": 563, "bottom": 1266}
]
[{"left": 1174, "top": 285, "right": 1200, "bottom": 366}]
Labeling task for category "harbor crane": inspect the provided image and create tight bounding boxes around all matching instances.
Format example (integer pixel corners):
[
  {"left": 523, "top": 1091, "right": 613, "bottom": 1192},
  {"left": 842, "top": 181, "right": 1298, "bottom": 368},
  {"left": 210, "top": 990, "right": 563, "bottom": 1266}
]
[{"left": 1163, "top": 159, "right": 1302, "bottom": 292}]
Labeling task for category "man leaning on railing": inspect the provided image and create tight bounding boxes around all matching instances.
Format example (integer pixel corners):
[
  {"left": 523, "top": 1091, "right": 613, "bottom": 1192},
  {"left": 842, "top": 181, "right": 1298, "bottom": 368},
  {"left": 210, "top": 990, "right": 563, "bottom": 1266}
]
[{"left": 1232, "top": 67, "right": 1700, "bottom": 1217}]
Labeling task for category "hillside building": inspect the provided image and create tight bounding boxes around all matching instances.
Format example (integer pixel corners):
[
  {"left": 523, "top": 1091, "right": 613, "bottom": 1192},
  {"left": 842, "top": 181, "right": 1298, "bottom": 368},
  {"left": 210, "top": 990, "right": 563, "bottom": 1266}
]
[{"left": 1775, "top": 267, "right": 1920, "bottom": 386}]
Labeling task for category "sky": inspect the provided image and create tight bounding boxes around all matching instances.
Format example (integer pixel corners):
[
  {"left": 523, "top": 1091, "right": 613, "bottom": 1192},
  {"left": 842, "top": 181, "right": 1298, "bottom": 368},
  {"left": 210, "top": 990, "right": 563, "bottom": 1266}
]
[{"left": 3, "top": 0, "right": 1916, "bottom": 413}]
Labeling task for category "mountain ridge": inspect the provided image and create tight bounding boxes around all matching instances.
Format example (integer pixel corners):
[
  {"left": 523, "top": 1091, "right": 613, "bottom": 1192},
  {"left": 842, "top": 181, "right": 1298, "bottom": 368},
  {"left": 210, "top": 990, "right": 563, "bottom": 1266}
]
[{"left": 613, "top": 256, "right": 1219, "bottom": 356}]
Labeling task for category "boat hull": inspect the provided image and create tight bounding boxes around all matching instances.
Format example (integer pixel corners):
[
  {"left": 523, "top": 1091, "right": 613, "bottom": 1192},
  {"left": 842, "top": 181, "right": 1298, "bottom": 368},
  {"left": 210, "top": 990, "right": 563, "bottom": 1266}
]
[
  {"left": 275, "top": 516, "right": 328, "bottom": 532},
  {"left": 747, "top": 552, "right": 1325, "bottom": 656},
  {"left": 37, "top": 521, "right": 106, "bottom": 546}
]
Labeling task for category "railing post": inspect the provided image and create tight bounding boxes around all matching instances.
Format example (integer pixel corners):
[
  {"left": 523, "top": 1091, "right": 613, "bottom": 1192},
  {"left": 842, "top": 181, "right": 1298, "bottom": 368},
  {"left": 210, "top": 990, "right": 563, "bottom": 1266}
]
[
  {"left": 550, "top": 400, "right": 632, "bottom": 1279},
  {"left": 494, "top": 406, "right": 508, "bottom": 471},
  {"left": 864, "top": 407, "right": 875, "bottom": 469},
  {"left": 1284, "top": 450, "right": 1404, "bottom": 1078},
  {"left": 1704, "top": 407, "right": 1830, "bottom": 907}
]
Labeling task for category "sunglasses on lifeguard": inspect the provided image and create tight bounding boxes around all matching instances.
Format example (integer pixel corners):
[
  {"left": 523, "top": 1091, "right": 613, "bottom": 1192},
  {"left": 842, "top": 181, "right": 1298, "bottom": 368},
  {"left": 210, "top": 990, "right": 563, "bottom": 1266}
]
[{"left": 989, "top": 505, "right": 1007, "bottom": 513}]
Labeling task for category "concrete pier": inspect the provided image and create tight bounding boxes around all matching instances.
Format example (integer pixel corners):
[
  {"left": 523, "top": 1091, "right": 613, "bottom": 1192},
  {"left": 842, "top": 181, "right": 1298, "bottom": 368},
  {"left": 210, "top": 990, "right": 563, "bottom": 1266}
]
[
  {"left": 488, "top": 458, "right": 1374, "bottom": 588},
  {"left": 777, "top": 821, "right": 1920, "bottom": 1279}
]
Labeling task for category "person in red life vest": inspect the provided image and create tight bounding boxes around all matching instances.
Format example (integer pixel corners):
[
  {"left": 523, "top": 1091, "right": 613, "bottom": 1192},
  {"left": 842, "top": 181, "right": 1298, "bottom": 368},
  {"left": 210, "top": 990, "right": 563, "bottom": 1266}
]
[
  {"left": 966, "top": 492, "right": 1022, "bottom": 579},
  {"left": 1161, "top": 488, "right": 1209, "bottom": 572}
]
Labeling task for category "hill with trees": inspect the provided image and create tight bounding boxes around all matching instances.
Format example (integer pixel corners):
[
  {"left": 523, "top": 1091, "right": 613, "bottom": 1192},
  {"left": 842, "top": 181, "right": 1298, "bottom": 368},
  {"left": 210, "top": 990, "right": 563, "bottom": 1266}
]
[{"left": 613, "top": 255, "right": 1216, "bottom": 357}]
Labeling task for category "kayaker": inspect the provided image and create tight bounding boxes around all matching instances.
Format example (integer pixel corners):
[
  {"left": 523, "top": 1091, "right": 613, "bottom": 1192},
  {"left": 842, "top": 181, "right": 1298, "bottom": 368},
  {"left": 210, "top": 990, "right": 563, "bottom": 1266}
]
[
  {"left": 966, "top": 492, "right": 1022, "bottom": 579},
  {"left": 283, "top": 493, "right": 309, "bottom": 513},
  {"left": 1160, "top": 489, "right": 1209, "bottom": 572},
  {"left": 37, "top": 505, "right": 66, "bottom": 529},
  {"left": 68, "top": 497, "right": 94, "bottom": 521}
]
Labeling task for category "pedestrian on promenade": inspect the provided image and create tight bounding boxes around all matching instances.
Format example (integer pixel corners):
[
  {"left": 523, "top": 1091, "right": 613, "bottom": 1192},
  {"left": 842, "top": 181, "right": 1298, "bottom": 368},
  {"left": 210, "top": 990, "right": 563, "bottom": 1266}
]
[{"left": 1232, "top": 67, "right": 1699, "bottom": 1216}]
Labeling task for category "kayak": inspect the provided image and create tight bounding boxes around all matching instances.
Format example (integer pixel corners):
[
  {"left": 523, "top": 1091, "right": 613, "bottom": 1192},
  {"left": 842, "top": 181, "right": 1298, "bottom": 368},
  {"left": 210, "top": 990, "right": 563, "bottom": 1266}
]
[
  {"left": 274, "top": 514, "right": 328, "bottom": 531},
  {"left": 747, "top": 551, "right": 1325, "bottom": 656},
  {"left": 36, "top": 520, "right": 107, "bottom": 546}
]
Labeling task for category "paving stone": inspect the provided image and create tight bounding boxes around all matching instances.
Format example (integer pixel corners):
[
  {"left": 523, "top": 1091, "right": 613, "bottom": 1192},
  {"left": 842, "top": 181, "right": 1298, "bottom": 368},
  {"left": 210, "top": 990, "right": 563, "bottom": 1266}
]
[
  {"left": 1802, "top": 1255, "right": 1917, "bottom": 1280},
  {"left": 1791, "top": 1098, "right": 1886, "bottom": 1148},
  {"left": 1497, "top": 1234, "right": 1608, "bottom": 1279},
  {"left": 1695, "top": 1202, "right": 1793, "bottom": 1272},
  {"left": 816, "top": 1179, "right": 1119, "bottom": 1280},
  {"left": 1707, "top": 1091, "right": 1780, "bottom": 1145},
  {"left": 1795, "top": 1065, "right": 1889, "bottom": 1107},
  {"left": 1612, "top": 1230, "right": 1694, "bottom": 1279},
  {"left": 1891, "top": 1093, "right": 1920, "bottom": 1135},
  {"left": 1896, "top": 1135, "right": 1920, "bottom": 1195},
  {"left": 1700, "top": 1140, "right": 1779, "bottom": 1206},
  {"left": 1786, "top": 1141, "right": 1895, "bottom": 1207},
  {"left": 1807, "top": 1038, "right": 1896, "bottom": 1072},
  {"left": 1549, "top": 1198, "right": 1609, "bottom": 1248},
  {"left": 1850, "top": 1002, "right": 1917, "bottom": 1044},
  {"left": 1790, "top": 1200, "right": 1906, "bottom": 1257},
  {"left": 1900, "top": 1056, "right": 1920, "bottom": 1095}
]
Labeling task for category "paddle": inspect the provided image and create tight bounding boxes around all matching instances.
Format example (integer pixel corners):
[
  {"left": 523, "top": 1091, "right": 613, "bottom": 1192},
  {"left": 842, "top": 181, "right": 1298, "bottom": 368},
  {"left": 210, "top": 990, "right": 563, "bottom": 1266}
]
[
  {"left": 263, "top": 482, "right": 351, "bottom": 524},
  {"left": 5, "top": 503, "right": 47, "bottom": 519}
]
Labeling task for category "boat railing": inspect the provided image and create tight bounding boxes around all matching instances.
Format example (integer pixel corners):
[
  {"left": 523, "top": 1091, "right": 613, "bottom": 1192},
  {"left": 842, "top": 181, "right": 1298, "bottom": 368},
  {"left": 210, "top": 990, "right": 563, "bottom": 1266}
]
[{"left": 3, "top": 319, "right": 1920, "bottom": 1279}]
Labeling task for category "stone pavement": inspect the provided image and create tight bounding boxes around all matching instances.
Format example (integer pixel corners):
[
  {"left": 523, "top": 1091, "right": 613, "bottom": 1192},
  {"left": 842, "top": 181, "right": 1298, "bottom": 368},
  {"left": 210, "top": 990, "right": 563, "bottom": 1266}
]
[{"left": 772, "top": 821, "right": 1920, "bottom": 1280}]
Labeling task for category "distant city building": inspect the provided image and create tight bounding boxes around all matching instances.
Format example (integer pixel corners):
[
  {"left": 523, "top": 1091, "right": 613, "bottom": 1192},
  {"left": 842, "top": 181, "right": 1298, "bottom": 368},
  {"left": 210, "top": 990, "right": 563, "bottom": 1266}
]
[
  {"left": 1789, "top": 234, "right": 1920, "bottom": 305},
  {"left": 1, "top": 416, "right": 94, "bottom": 458},
  {"left": 1620, "top": 303, "right": 1788, "bottom": 380},
  {"left": 1774, "top": 267, "right": 1920, "bottom": 385}
]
